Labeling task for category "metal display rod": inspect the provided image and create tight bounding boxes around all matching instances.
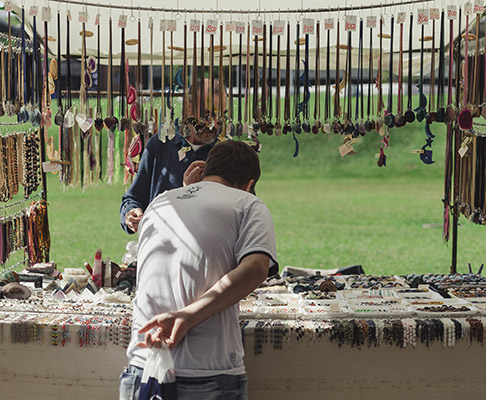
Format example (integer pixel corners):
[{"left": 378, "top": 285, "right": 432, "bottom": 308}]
[{"left": 46, "top": 0, "right": 435, "bottom": 14}]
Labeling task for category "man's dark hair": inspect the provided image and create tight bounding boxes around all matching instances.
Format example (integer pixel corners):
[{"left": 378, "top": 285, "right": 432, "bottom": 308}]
[{"left": 202, "top": 140, "right": 260, "bottom": 193}]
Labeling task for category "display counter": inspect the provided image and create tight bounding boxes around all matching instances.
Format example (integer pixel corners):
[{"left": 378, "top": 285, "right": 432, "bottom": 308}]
[{"left": 2, "top": 272, "right": 486, "bottom": 399}]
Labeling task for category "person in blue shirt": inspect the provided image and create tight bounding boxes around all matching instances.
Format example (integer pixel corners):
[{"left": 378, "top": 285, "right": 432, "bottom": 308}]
[{"left": 120, "top": 79, "right": 227, "bottom": 234}]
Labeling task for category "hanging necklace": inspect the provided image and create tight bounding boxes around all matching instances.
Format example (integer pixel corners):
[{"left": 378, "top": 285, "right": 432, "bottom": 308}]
[
  {"left": 236, "top": 23, "right": 243, "bottom": 137},
  {"left": 283, "top": 22, "right": 292, "bottom": 134},
  {"left": 323, "top": 21, "right": 332, "bottom": 133},
  {"left": 252, "top": 25, "right": 259, "bottom": 133},
  {"left": 404, "top": 13, "right": 415, "bottom": 123},
  {"left": 354, "top": 18, "right": 365, "bottom": 135},
  {"left": 332, "top": 20, "right": 342, "bottom": 134},
  {"left": 217, "top": 24, "right": 224, "bottom": 134},
  {"left": 384, "top": 15, "right": 395, "bottom": 128},
  {"left": 148, "top": 17, "right": 156, "bottom": 135},
  {"left": 227, "top": 25, "right": 235, "bottom": 136},
  {"left": 191, "top": 22, "right": 198, "bottom": 126},
  {"left": 458, "top": 11, "right": 472, "bottom": 130},
  {"left": 93, "top": 20, "right": 103, "bottom": 132},
  {"left": 394, "top": 14, "right": 405, "bottom": 127},
  {"left": 168, "top": 28, "right": 176, "bottom": 139},
  {"left": 436, "top": 9, "right": 446, "bottom": 122},
  {"left": 416, "top": 15, "right": 427, "bottom": 123},
  {"left": 312, "top": 20, "right": 321, "bottom": 134},
  {"left": 181, "top": 22, "right": 191, "bottom": 137},
  {"left": 267, "top": 22, "right": 274, "bottom": 135},
  {"left": 274, "top": 23, "right": 282, "bottom": 135},
  {"left": 260, "top": 23, "right": 268, "bottom": 133},
  {"left": 244, "top": 21, "right": 250, "bottom": 134},
  {"left": 343, "top": 28, "right": 354, "bottom": 134},
  {"left": 293, "top": 22, "right": 301, "bottom": 134},
  {"left": 376, "top": 16, "right": 385, "bottom": 129},
  {"left": 365, "top": 17, "right": 375, "bottom": 132},
  {"left": 302, "top": 21, "right": 311, "bottom": 133},
  {"left": 426, "top": 13, "right": 437, "bottom": 123}
]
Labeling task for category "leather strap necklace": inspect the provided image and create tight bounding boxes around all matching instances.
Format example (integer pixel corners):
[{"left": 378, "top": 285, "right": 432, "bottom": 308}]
[
  {"left": 51, "top": 12, "right": 62, "bottom": 124},
  {"left": 191, "top": 25, "right": 198, "bottom": 125},
  {"left": 471, "top": 13, "right": 481, "bottom": 112},
  {"left": 365, "top": 18, "right": 374, "bottom": 132},
  {"left": 436, "top": 9, "right": 445, "bottom": 122},
  {"left": 395, "top": 15, "right": 405, "bottom": 127},
  {"left": 404, "top": 13, "right": 415, "bottom": 123},
  {"left": 168, "top": 28, "right": 176, "bottom": 139},
  {"left": 354, "top": 18, "right": 365, "bottom": 135},
  {"left": 199, "top": 23, "right": 205, "bottom": 121},
  {"left": 344, "top": 29, "right": 353, "bottom": 134},
  {"left": 274, "top": 23, "right": 282, "bottom": 135},
  {"left": 236, "top": 25, "right": 243, "bottom": 137},
  {"left": 94, "top": 21, "right": 102, "bottom": 131},
  {"left": 312, "top": 20, "right": 321, "bottom": 134},
  {"left": 458, "top": 12, "right": 472, "bottom": 130},
  {"left": 293, "top": 22, "right": 301, "bottom": 134},
  {"left": 416, "top": 18, "right": 426, "bottom": 122},
  {"left": 323, "top": 23, "right": 331, "bottom": 133},
  {"left": 267, "top": 22, "right": 274, "bottom": 135},
  {"left": 260, "top": 23, "right": 268, "bottom": 133},
  {"left": 244, "top": 22, "right": 250, "bottom": 133},
  {"left": 217, "top": 23, "right": 224, "bottom": 132},
  {"left": 181, "top": 22, "right": 191, "bottom": 137},
  {"left": 252, "top": 26, "right": 259, "bottom": 132},
  {"left": 384, "top": 15, "right": 395, "bottom": 128},
  {"left": 427, "top": 16, "right": 437, "bottom": 120},
  {"left": 302, "top": 22, "right": 311, "bottom": 133},
  {"left": 376, "top": 16, "right": 384, "bottom": 127},
  {"left": 227, "top": 26, "right": 234, "bottom": 135},
  {"left": 148, "top": 16, "right": 156, "bottom": 135},
  {"left": 334, "top": 20, "right": 341, "bottom": 121},
  {"left": 209, "top": 27, "right": 215, "bottom": 119},
  {"left": 283, "top": 22, "right": 291, "bottom": 134}
]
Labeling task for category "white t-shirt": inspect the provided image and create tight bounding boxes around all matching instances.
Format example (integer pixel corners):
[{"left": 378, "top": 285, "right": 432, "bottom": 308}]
[{"left": 127, "top": 181, "right": 278, "bottom": 377}]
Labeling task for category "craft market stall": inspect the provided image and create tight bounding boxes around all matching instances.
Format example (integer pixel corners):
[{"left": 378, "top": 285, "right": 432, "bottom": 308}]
[{"left": 1, "top": 0, "right": 486, "bottom": 398}]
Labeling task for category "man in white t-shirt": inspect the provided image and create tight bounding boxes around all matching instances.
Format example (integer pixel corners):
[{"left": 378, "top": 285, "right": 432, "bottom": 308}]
[{"left": 120, "top": 140, "right": 278, "bottom": 400}]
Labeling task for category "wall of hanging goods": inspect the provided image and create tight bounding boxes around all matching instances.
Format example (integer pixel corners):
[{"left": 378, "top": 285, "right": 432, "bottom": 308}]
[{"left": 3, "top": 0, "right": 486, "bottom": 272}]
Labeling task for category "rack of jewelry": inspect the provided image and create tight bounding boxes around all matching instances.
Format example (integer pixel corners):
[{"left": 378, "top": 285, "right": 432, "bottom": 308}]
[{"left": 0, "top": 123, "right": 50, "bottom": 272}]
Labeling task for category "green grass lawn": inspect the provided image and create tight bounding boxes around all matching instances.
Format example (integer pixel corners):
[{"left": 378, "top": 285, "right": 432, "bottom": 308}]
[{"left": 3, "top": 96, "right": 485, "bottom": 275}]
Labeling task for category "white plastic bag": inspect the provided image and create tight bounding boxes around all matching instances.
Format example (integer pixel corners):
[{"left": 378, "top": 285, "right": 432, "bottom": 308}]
[{"left": 139, "top": 343, "right": 177, "bottom": 400}]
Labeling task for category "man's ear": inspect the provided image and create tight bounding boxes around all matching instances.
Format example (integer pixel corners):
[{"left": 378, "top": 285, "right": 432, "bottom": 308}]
[{"left": 242, "top": 179, "right": 255, "bottom": 193}]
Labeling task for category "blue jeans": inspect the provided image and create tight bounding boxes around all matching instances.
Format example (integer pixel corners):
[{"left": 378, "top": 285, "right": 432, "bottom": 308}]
[{"left": 119, "top": 365, "right": 248, "bottom": 400}]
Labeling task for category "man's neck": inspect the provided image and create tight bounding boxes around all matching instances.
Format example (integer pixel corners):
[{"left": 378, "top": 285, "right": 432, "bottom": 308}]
[{"left": 201, "top": 176, "right": 228, "bottom": 186}]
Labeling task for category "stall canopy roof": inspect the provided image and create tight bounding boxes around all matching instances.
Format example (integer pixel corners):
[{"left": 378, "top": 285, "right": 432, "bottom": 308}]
[{"left": 1, "top": 0, "right": 458, "bottom": 75}]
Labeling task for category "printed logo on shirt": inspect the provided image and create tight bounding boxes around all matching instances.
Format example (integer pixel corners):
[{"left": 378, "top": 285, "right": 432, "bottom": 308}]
[{"left": 177, "top": 185, "right": 202, "bottom": 200}]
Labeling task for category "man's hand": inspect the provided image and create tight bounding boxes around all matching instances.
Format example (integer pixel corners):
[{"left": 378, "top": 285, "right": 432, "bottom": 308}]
[
  {"left": 137, "top": 312, "right": 191, "bottom": 350},
  {"left": 126, "top": 208, "right": 144, "bottom": 233},
  {"left": 183, "top": 161, "right": 205, "bottom": 186}
]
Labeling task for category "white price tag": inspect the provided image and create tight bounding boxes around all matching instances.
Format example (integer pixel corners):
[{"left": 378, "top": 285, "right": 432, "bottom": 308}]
[
  {"left": 325, "top": 18, "right": 335, "bottom": 30},
  {"left": 78, "top": 11, "right": 88, "bottom": 23},
  {"left": 251, "top": 20, "right": 263, "bottom": 36},
  {"left": 67, "top": 10, "right": 72, "bottom": 21},
  {"left": 273, "top": 20, "right": 285, "bottom": 36},
  {"left": 166, "top": 19, "right": 177, "bottom": 32},
  {"left": 95, "top": 14, "right": 101, "bottom": 26},
  {"left": 417, "top": 9, "right": 429, "bottom": 25},
  {"left": 397, "top": 12, "right": 406, "bottom": 24},
  {"left": 41, "top": 7, "right": 52, "bottom": 22},
  {"left": 366, "top": 16, "right": 377, "bottom": 29},
  {"left": 303, "top": 18, "right": 315, "bottom": 35},
  {"left": 430, "top": 8, "right": 440, "bottom": 20},
  {"left": 465, "top": 2, "right": 473, "bottom": 15},
  {"left": 345, "top": 15, "right": 357, "bottom": 31},
  {"left": 205, "top": 19, "right": 218, "bottom": 34},
  {"left": 4, "top": 1, "right": 13, "bottom": 12},
  {"left": 42, "top": 161, "right": 62, "bottom": 173},
  {"left": 474, "top": 0, "right": 484, "bottom": 13},
  {"left": 148, "top": 17, "right": 153, "bottom": 30},
  {"left": 119, "top": 15, "right": 128, "bottom": 29},
  {"left": 190, "top": 19, "right": 201, "bottom": 32},
  {"left": 459, "top": 145, "right": 469, "bottom": 158},
  {"left": 235, "top": 22, "right": 246, "bottom": 35},
  {"left": 225, "top": 21, "right": 236, "bottom": 32},
  {"left": 29, "top": 6, "right": 38, "bottom": 17},
  {"left": 160, "top": 19, "right": 167, "bottom": 32},
  {"left": 447, "top": 6, "right": 458, "bottom": 20}
]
